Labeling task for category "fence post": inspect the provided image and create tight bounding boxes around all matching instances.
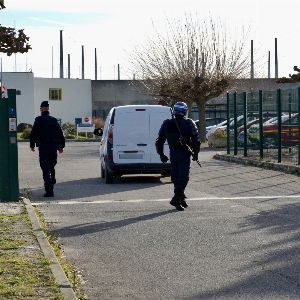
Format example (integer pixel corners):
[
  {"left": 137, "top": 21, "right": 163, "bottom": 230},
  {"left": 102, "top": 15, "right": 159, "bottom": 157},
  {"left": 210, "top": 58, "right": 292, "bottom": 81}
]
[
  {"left": 226, "top": 93, "right": 230, "bottom": 154},
  {"left": 243, "top": 92, "right": 247, "bottom": 157},
  {"left": 259, "top": 90, "right": 264, "bottom": 159},
  {"left": 298, "top": 87, "right": 300, "bottom": 164},
  {"left": 233, "top": 92, "right": 237, "bottom": 155},
  {"left": 277, "top": 89, "right": 282, "bottom": 163},
  {"left": 288, "top": 92, "right": 292, "bottom": 153}
]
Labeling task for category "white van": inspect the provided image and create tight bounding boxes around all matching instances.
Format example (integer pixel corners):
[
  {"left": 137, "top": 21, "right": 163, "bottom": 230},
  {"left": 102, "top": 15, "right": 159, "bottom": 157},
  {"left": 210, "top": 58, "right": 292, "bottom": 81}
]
[{"left": 96, "top": 105, "right": 172, "bottom": 183}]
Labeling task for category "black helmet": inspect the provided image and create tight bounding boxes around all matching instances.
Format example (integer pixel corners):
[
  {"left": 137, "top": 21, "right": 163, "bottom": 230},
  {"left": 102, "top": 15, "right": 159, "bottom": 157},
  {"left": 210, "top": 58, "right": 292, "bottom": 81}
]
[{"left": 172, "top": 101, "right": 188, "bottom": 116}]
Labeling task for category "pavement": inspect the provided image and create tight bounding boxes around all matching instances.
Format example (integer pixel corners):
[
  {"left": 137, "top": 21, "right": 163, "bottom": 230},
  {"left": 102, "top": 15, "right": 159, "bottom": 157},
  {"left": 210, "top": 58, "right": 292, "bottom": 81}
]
[{"left": 1, "top": 142, "right": 300, "bottom": 299}]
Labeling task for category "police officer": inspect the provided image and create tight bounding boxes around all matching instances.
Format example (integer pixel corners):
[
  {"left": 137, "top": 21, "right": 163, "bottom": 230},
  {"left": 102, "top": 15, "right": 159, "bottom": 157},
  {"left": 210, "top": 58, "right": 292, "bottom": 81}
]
[
  {"left": 30, "top": 101, "right": 65, "bottom": 197},
  {"left": 156, "top": 101, "right": 200, "bottom": 211}
]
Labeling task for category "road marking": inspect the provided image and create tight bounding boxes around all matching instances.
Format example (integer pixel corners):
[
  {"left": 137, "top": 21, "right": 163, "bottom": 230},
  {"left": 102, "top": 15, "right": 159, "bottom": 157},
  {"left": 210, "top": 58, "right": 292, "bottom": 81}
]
[{"left": 33, "top": 194, "right": 300, "bottom": 205}]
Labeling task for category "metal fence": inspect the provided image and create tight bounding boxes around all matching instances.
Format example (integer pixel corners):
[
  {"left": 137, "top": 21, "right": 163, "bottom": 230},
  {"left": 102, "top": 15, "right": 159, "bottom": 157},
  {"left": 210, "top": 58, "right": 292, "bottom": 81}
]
[{"left": 227, "top": 87, "right": 300, "bottom": 165}]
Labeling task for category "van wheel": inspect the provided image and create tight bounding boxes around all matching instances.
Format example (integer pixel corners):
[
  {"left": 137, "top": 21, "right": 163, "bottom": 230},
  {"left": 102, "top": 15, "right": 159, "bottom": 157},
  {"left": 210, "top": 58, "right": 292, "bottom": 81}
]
[
  {"left": 101, "top": 165, "right": 105, "bottom": 178},
  {"left": 105, "top": 166, "right": 114, "bottom": 184}
]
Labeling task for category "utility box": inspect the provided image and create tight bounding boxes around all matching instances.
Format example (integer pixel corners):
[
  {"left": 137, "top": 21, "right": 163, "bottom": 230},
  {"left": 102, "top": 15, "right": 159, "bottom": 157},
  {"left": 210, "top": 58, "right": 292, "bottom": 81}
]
[{"left": 0, "top": 89, "right": 19, "bottom": 202}]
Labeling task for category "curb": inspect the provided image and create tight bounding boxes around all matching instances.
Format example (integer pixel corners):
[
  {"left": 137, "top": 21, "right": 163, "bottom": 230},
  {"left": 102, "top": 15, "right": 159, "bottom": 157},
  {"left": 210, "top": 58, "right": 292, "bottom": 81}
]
[
  {"left": 22, "top": 198, "right": 77, "bottom": 300},
  {"left": 214, "top": 153, "right": 300, "bottom": 176}
]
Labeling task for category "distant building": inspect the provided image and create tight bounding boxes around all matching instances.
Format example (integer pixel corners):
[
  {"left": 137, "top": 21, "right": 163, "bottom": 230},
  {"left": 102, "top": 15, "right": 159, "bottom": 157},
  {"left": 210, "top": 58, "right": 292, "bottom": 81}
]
[
  {"left": 2, "top": 72, "right": 92, "bottom": 126},
  {"left": 2, "top": 72, "right": 299, "bottom": 126}
]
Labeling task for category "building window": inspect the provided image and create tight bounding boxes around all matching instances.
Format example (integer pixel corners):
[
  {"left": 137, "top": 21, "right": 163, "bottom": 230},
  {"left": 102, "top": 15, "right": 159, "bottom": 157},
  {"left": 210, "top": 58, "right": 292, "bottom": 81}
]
[{"left": 49, "top": 88, "right": 62, "bottom": 100}]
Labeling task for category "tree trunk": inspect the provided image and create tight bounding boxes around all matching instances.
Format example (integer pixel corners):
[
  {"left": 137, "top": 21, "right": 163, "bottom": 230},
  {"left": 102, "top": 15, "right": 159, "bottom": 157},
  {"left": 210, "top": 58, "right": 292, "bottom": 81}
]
[
  {"left": 196, "top": 98, "right": 207, "bottom": 142},
  {"left": 187, "top": 101, "right": 193, "bottom": 118}
]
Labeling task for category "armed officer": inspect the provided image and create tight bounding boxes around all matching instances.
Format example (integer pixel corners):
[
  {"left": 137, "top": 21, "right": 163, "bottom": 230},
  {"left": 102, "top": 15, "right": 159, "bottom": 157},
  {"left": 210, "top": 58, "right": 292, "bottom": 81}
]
[
  {"left": 156, "top": 101, "right": 200, "bottom": 211},
  {"left": 30, "top": 101, "right": 65, "bottom": 197}
]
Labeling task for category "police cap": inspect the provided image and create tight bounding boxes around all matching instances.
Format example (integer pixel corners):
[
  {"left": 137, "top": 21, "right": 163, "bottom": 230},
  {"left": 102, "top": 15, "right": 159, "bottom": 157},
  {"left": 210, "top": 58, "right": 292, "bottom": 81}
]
[{"left": 40, "top": 101, "right": 49, "bottom": 108}]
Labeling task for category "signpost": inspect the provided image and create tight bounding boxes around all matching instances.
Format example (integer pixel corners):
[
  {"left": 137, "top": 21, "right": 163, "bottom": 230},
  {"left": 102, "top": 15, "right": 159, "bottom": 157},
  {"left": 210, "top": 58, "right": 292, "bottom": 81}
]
[
  {"left": 0, "top": 89, "right": 19, "bottom": 202},
  {"left": 76, "top": 116, "right": 94, "bottom": 138}
]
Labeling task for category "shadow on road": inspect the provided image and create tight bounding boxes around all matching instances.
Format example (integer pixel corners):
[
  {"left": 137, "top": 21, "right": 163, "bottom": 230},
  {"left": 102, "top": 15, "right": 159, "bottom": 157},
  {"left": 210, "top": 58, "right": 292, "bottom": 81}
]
[
  {"left": 50, "top": 209, "right": 176, "bottom": 237},
  {"left": 184, "top": 203, "right": 300, "bottom": 299},
  {"left": 29, "top": 175, "right": 170, "bottom": 202}
]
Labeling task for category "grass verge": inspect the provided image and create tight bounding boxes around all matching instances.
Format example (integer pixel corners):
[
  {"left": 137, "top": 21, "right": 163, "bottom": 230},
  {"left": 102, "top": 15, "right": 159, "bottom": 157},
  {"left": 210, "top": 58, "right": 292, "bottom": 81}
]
[{"left": 0, "top": 207, "right": 65, "bottom": 299}]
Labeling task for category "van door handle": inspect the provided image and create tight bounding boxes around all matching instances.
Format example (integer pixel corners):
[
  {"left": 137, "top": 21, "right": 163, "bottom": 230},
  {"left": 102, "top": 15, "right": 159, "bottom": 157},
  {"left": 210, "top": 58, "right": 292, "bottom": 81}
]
[{"left": 137, "top": 143, "right": 147, "bottom": 146}]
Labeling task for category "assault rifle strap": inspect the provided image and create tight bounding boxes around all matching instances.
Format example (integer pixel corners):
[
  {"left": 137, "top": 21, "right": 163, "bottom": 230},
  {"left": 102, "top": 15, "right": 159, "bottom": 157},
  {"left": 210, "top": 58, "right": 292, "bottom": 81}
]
[{"left": 172, "top": 114, "right": 202, "bottom": 167}]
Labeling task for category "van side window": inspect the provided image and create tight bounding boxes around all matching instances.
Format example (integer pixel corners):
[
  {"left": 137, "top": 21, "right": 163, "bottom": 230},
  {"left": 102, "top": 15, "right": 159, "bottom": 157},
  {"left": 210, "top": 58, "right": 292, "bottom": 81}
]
[{"left": 101, "top": 109, "right": 115, "bottom": 141}]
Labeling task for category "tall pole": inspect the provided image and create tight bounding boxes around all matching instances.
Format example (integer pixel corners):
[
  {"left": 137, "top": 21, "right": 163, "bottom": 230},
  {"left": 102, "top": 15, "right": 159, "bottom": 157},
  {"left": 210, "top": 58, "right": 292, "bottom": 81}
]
[
  {"left": 94, "top": 48, "right": 97, "bottom": 80},
  {"left": 117, "top": 64, "right": 120, "bottom": 80},
  {"left": 59, "top": 30, "right": 64, "bottom": 78},
  {"left": 81, "top": 45, "right": 85, "bottom": 79},
  {"left": 67, "top": 54, "right": 70, "bottom": 79},
  {"left": 52, "top": 45, "right": 54, "bottom": 78},
  {"left": 275, "top": 38, "right": 278, "bottom": 79},
  {"left": 250, "top": 40, "right": 254, "bottom": 79},
  {"left": 268, "top": 51, "right": 271, "bottom": 79}
]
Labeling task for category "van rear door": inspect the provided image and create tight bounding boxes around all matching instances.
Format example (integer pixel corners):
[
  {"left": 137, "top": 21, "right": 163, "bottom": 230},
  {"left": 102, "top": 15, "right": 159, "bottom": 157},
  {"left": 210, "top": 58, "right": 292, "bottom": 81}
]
[
  {"left": 149, "top": 107, "right": 171, "bottom": 163},
  {"left": 113, "top": 107, "right": 150, "bottom": 164}
]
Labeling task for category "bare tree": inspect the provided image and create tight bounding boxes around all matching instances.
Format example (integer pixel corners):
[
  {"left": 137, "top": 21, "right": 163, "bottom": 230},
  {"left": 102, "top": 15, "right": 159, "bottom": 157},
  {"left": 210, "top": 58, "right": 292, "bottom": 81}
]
[
  {"left": 277, "top": 66, "right": 300, "bottom": 83},
  {"left": 0, "top": 3, "right": 31, "bottom": 56},
  {"left": 130, "top": 15, "right": 250, "bottom": 141}
]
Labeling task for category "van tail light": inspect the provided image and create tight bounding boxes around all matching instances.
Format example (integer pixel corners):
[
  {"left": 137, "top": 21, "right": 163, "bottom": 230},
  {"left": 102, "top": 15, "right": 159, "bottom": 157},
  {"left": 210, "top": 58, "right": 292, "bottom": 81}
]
[{"left": 108, "top": 125, "right": 113, "bottom": 144}]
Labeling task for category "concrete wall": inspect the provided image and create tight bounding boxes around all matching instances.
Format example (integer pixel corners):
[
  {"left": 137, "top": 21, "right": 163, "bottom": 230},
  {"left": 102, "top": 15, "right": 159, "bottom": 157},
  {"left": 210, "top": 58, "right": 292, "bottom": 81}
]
[
  {"left": 207, "top": 78, "right": 300, "bottom": 106},
  {"left": 91, "top": 80, "right": 156, "bottom": 117},
  {"left": 33, "top": 78, "right": 92, "bottom": 124},
  {"left": 2, "top": 72, "right": 35, "bottom": 125}
]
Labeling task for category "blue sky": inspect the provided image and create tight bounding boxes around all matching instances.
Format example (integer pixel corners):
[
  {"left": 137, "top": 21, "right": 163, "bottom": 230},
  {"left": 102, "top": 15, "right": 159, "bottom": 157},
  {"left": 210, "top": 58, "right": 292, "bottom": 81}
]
[
  {"left": 1, "top": 10, "right": 106, "bottom": 27},
  {"left": 1, "top": 0, "right": 300, "bottom": 80}
]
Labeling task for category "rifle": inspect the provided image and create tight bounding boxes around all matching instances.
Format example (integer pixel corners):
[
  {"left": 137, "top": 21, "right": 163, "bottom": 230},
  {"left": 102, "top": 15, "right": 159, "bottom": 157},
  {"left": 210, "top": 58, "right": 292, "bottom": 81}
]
[{"left": 172, "top": 113, "right": 202, "bottom": 168}]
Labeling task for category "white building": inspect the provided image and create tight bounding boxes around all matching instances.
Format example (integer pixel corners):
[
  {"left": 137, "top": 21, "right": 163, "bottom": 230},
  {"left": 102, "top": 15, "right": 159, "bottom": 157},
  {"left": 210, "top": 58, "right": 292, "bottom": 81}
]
[{"left": 2, "top": 72, "right": 92, "bottom": 126}]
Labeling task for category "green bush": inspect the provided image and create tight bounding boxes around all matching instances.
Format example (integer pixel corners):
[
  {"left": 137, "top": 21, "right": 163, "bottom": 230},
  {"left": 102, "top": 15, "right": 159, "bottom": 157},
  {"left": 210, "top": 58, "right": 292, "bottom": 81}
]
[
  {"left": 17, "top": 123, "right": 32, "bottom": 133},
  {"left": 78, "top": 132, "right": 94, "bottom": 139},
  {"left": 65, "top": 134, "right": 76, "bottom": 139},
  {"left": 22, "top": 128, "right": 32, "bottom": 139},
  {"left": 62, "top": 122, "right": 76, "bottom": 136}
]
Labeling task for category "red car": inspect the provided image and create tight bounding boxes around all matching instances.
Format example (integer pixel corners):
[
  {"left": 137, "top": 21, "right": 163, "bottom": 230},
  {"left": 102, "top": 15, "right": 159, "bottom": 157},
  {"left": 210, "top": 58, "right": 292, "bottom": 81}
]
[{"left": 247, "top": 114, "right": 299, "bottom": 146}]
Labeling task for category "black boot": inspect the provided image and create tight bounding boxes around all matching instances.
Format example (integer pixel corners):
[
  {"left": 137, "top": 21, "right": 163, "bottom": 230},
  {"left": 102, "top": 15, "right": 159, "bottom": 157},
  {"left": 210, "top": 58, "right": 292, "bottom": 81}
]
[
  {"left": 44, "top": 184, "right": 54, "bottom": 197},
  {"left": 170, "top": 195, "right": 184, "bottom": 211},
  {"left": 181, "top": 194, "right": 188, "bottom": 208},
  {"left": 44, "top": 192, "right": 54, "bottom": 197}
]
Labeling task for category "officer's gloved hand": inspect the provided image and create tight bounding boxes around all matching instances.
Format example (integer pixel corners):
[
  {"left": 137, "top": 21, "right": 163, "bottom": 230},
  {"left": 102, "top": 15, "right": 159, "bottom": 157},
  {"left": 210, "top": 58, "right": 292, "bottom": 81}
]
[
  {"left": 160, "top": 154, "right": 169, "bottom": 163},
  {"left": 192, "top": 154, "right": 198, "bottom": 161}
]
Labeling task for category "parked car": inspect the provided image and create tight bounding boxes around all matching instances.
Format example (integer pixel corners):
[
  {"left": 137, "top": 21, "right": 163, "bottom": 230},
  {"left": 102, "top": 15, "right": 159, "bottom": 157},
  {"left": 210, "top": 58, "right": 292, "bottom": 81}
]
[
  {"left": 205, "top": 119, "right": 230, "bottom": 140},
  {"left": 194, "top": 118, "right": 226, "bottom": 128},
  {"left": 208, "top": 112, "right": 278, "bottom": 141},
  {"left": 247, "top": 114, "right": 298, "bottom": 147},
  {"left": 237, "top": 117, "right": 272, "bottom": 146},
  {"left": 95, "top": 105, "right": 172, "bottom": 183}
]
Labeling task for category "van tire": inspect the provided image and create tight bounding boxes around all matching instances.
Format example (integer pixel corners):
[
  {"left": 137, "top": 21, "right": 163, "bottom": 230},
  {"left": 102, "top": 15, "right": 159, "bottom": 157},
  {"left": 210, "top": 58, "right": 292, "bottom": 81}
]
[{"left": 105, "top": 166, "right": 114, "bottom": 184}]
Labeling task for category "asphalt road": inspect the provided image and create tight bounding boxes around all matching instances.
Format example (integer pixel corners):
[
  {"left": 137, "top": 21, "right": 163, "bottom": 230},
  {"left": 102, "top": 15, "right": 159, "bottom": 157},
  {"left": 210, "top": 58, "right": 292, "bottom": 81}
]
[{"left": 19, "top": 142, "right": 300, "bottom": 300}]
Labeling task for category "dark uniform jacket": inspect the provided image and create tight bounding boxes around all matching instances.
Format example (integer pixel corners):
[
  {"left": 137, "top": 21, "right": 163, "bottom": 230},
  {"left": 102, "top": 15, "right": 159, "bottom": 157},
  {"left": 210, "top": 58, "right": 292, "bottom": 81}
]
[
  {"left": 30, "top": 111, "right": 65, "bottom": 150},
  {"left": 156, "top": 116, "right": 200, "bottom": 156}
]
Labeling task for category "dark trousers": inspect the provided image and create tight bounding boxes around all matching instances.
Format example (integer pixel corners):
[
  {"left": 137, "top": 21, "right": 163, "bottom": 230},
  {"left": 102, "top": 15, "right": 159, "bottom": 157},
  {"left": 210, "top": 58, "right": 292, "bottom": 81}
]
[
  {"left": 39, "top": 146, "right": 57, "bottom": 194},
  {"left": 170, "top": 149, "right": 191, "bottom": 197}
]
